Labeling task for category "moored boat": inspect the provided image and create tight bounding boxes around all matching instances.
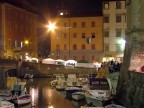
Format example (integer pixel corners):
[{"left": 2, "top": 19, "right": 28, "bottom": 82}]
[
  {"left": 64, "top": 87, "right": 84, "bottom": 98},
  {"left": 72, "top": 91, "right": 85, "bottom": 101},
  {"left": 85, "top": 78, "right": 112, "bottom": 107},
  {"left": 13, "top": 94, "right": 31, "bottom": 105},
  {"left": 0, "top": 100, "right": 14, "bottom": 108}
]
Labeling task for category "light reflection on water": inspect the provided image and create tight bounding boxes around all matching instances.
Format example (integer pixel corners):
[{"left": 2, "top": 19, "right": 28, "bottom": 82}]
[{"left": 23, "top": 78, "right": 86, "bottom": 108}]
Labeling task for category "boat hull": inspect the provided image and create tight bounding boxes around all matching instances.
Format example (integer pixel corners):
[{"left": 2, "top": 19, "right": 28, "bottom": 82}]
[
  {"left": 0, "top": 100, "right": 14, "bottom": 108},
  {"left": 13, "top": 94, "right": 31, "bottom": 105},
  {"left": 72, "top": 92, "right": 85, "bottom": 101}
]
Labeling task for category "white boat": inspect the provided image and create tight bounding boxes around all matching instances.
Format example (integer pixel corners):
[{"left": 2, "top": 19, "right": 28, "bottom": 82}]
[
  {"left": 0, "top": 91, "right": 12, "bottom": 101},
  {"left": 0, "top": 100, "right": 14, "bottom": 108},
  {"left": 13, "top": 94, "right": 31, "bottom": 105},
  {"left": 85, "top": 78, "right": 112, "bottom": 107},
  {"left": 50, "top": 74, "right": 65, "bottom": 87},
  {"left": 72, "top": 92, "right": 85, "bottom": 101},
  {"left": 55, "top": 84, "right": 66, "bottom": 91}
]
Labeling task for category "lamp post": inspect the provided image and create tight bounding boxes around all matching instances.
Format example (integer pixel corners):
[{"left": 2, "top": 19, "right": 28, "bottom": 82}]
[{"left": 59, "top": 10, "right": 71, "bottom": 59}]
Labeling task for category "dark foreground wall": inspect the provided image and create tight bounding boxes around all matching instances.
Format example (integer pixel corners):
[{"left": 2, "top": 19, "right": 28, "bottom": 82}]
[
  {"left": 116, "top": 71, "right": 144, "bottom": 108},
  {"left": 18, "top": 62, "right": 97, "bottom": 77}
]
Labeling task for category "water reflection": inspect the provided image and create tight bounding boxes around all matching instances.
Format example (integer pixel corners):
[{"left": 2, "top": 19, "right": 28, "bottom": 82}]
[{"left": 25, "top": 78, "right": 85, "bottom": 108}]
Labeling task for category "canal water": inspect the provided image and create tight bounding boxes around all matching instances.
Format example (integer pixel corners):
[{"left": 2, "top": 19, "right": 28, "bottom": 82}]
[{"left": 18, "top": 78, "right": 86, "bottom": 108}]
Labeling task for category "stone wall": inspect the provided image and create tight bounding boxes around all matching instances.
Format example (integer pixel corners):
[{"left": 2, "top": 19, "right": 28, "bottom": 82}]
[
  {"left": 116, "top": 71, "right": 144, "bottom": 108},
  {"left": 18, "top": 62, "right": 97, "bottom": 77}
]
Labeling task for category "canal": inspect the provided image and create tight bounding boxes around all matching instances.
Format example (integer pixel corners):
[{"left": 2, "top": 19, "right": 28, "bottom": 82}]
[{"left": 18, "top": 78, "right": 86, "bottom": 108}]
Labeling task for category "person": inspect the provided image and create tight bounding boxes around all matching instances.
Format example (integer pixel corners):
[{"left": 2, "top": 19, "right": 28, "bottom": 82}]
[{"left": 96, "top": 64, "right": 109, "bottom": 78}]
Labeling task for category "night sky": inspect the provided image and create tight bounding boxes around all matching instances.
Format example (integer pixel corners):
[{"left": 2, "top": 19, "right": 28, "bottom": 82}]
[{"left": 3, "top": 0, "right": 103, "bottom": 21}]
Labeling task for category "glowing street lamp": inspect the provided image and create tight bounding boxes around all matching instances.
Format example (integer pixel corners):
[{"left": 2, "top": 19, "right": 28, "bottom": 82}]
[
  {"left": 47, "top": 22, "right": 56, "bottom": 32},
  {"left": 24, "top": 40, "right": 29, "bottom": 45}
]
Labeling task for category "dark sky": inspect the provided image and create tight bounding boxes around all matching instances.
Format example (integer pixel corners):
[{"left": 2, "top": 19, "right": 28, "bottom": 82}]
[
  {"left": 28, "top": 0, "right": 103, "bottom": 17},
  {"left": 4, "top": 0, "right": 103, "bottom": 21}
]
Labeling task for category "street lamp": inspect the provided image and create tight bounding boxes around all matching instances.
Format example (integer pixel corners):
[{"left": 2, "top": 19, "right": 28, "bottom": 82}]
[{"left": 47, "top": 22, "right": 56, "bottom": 32}]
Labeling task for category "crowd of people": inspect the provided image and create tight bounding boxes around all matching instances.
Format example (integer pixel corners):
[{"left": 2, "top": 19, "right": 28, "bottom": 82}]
[{"left": 96, "top": 59, "right": 122, "bottom": 78}]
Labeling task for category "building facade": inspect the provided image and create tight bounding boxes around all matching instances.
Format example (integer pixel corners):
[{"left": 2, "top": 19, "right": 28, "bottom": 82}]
[
  {"left": 0, "top": 3, "right": 37, "bottom": 60},
  {"left": 103, "top": 0, "right": 126, "bottom": 62},
  {"left": 50, "top": 17, "right": 103, "bottom": 62}
]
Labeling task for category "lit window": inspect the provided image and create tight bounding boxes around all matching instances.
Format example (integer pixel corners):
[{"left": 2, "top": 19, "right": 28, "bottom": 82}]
[
  {"left": 104, "top": 2, "right": 109, "bottom": 9},
  {"left": 116, "top": 44, "right": 122, "bottom": 52},
  {"left": 116, "top": 29, "right": 122, "bottom": 37},
  {"left": 21, "top": 41, "right": 23, "bottom": 48},
  {"left": 14, "top": 40, "right": 17, "bottom": 47}
]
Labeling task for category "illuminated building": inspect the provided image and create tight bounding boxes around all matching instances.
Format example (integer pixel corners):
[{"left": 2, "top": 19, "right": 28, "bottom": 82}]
[
  {"left": 50, "top": 16, "right": 103, "bottom": 62},
  {"left": 103, "top": 0, "right": 126, "bottom": 62},
  {"left": 0, "top": 2, "right": 37, "bottom": 60}
]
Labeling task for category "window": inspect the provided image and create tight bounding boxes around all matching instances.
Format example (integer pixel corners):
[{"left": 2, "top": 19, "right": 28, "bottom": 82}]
[
  {"left": 64, "top": 23, "right": 67, "bottom": 27},
  {"left": 64, "top": 44, "right": 67, "bottom": 50},
  {"left": 104, "top": 30, "right": 109, "bottom": 37},
  {"left": 91, "top": 55, "right": 95, "bottom": 61},
  {"left": 82, "top": 33, "right": 85, "bottom": 38},
  {"left": 116, "top": 14, "right": 121, "bottom": 23},
  {"left": 116, "top": 29, "right": 122, "bottom": 37},
  {"left": 91, "top": 44, "right": 95, "bottom": 50},
  {"left": 14, "top": 40, "right": 17, "bottom": 47},
  {"left": 91, "top": 21, "right": 95, "bottom": 27},
  {"left": 104, "top": 15, "right": 109, "bottom": 23},
  {"left": 91, "top": 33, "right": 95, "bottom": 38},
  {"left": 73, "top": 22, "right": 77, "bottom": 28},
  {"left": 82, "top": 44, "right": 86, "bottom": 50},
  {"left": 73, "top": 33, "right": 77, "bottom": 38},
  {"left": 104, "top": 44, "right": 109, "bottom": 51},
  {"left": 64, "top": 33, "right": 67, "bottom": 39},
  {"left": 20, "top": 41, "right": 23, "bottom": 48},
  {"left": 116, "top": 1, "right": 121, "bottom": 9},
  {"left": 8, "top": 22, "right": 11, "bottom": 29},
  {"left": 56, "top": 33, "right": 60, "bottom": 39},
  {"left": 8, "top": 39, "right": 11, "bottom": 48},
  {"left": 82, "top": 22, "right": 85, "bottom": 27},
  {"left": 104, "top": 2, "right": 109, "bottom": 9},
  {"left": 73, "top": 44, "right": 77, "bottom": 50},
  {"left": 56, "top": 44, "right": 60, "bottom": 50},
  {"left": 82, "top": 55, "right": 85, "bottom": 60},
  {"left": 73, "top": 56, "right": 77, "bottom": 60},
  {"left": 116, "top": 44, "right": 122, "bottom": 52}
]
